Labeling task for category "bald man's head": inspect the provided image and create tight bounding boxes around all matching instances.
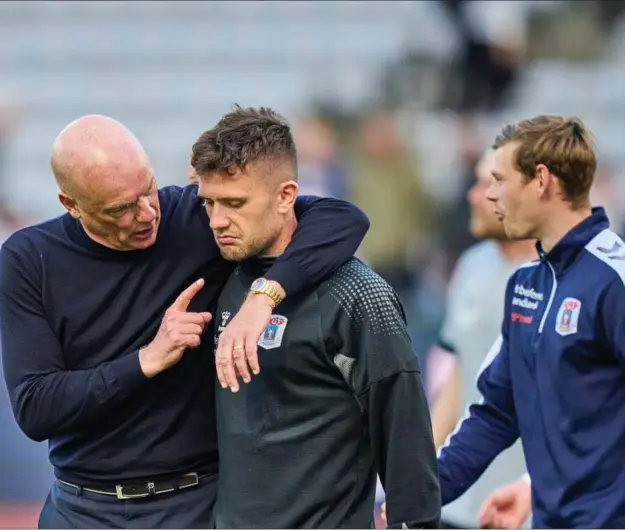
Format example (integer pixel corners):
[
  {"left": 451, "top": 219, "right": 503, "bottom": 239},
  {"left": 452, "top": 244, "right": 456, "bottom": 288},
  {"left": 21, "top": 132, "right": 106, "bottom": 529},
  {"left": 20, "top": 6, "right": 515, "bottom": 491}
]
[
  {"left": 53, "top": 115, "right": 161, "bottom": 251},
  {"left": 51, "top": 114, "right": 149, "bottom": 198}
]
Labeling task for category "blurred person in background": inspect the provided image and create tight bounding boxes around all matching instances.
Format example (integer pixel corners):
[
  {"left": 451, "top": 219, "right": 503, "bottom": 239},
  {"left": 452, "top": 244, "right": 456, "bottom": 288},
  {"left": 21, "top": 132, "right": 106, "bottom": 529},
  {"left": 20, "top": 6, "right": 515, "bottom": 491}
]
[
  {"left": 380, "top": 148, "right": 535, "bottom": 529},
  {"left": 439, "top": 0, "right": 527, "bottom": 114},
  {"left": 292, "top": 115, "right": 350, "bottom": 199},
  {"left": 427, "top": 148, "right": 534, "bottom": 529},
  {"left": 438, "top": 118, "right": 490, "bottom": 264},
  {"left": 348, "top": 111, "right": 434, "bottom": 309}
]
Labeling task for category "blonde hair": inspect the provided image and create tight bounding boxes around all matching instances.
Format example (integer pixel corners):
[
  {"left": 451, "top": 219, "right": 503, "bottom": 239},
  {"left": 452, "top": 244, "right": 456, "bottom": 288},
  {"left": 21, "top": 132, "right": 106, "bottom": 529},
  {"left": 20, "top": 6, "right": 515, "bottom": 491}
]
[{"left": 494, "top": 115, "right": 597, "bottom": 207}]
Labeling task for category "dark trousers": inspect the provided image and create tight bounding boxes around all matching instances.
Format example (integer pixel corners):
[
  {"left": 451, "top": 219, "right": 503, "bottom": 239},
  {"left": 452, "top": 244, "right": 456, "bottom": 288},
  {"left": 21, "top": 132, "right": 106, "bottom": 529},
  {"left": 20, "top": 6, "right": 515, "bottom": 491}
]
[{"left": 38, "top": 474, "right": 218, "bottom": 529}]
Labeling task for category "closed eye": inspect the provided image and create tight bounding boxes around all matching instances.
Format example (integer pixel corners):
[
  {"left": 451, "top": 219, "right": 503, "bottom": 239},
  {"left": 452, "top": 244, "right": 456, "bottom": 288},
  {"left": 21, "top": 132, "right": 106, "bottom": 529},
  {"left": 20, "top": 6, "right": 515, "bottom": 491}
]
[{"left": 107, "top": 204, "right": 133, "bottom": 216}]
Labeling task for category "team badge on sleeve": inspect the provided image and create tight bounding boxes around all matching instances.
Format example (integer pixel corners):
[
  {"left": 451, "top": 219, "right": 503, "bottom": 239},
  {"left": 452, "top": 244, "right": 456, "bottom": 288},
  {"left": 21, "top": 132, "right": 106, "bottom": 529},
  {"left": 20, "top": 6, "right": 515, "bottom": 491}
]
[
  {"left": 555, "top": 297, "right": 581, "bottom": 336},
  {"left": 258, "top": 315, "right": 288, "bottom": 350}
]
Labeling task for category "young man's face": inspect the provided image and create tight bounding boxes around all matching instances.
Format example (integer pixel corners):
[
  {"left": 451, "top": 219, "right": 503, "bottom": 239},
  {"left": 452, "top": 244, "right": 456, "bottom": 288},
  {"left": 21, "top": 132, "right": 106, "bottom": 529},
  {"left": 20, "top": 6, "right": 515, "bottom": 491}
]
[
  {"left": 487, "top": 142, "right": 544, "bottom": 241},
  {"left": 198, "top": 162, "right": 298, "bottom": 262}
]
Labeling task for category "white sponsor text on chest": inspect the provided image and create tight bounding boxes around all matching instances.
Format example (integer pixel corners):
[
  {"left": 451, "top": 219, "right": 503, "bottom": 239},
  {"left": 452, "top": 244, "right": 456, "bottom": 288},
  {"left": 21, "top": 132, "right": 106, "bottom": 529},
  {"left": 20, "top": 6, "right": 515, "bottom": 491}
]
[{"left": 512, "top": 284, "right": 544, "bottom": 310}]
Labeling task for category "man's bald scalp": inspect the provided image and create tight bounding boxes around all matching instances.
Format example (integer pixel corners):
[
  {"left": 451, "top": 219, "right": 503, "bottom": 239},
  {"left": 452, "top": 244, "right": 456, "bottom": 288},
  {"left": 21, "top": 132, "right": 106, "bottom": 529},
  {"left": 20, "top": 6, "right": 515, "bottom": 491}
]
[{"left": 51, "top": 114, "right": 147, "bottom": 198}]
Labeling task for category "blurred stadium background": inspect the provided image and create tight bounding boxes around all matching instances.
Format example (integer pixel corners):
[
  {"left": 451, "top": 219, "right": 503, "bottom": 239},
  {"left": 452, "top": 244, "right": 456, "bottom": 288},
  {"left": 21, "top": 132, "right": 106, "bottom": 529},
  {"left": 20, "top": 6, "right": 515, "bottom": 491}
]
[{"left": 1, "top": 0, "right": 624, "bottom": 527}]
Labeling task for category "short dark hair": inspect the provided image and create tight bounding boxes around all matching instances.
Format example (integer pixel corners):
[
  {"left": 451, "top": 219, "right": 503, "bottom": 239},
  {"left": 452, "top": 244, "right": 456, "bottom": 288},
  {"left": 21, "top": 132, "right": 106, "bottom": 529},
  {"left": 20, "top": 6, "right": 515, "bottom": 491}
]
[
  {"left": 494, "top": 115, "right": 596, "bottom": 206},
  {"left": 190, "top": 105, "right": 297, "bottom": 177}
]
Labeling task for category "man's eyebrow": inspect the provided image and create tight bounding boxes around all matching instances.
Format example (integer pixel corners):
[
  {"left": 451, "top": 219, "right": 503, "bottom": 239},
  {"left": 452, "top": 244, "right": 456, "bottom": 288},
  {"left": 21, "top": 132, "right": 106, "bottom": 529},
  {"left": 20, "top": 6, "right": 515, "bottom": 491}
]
[
  {"left": 104, "top": 200, "right": 135, "bottom": 212},
  {"left": 199, "top": 195, "right": 248, "bottom": 203},
  {"left": 105, "top": 178, "right": 156, "bottom": 212}
]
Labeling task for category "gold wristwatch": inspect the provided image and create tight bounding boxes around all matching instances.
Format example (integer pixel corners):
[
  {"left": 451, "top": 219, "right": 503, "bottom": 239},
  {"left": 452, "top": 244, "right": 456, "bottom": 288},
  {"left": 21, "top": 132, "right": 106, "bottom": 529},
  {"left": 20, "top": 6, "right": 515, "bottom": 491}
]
[{"left": 249, "top": 278, "right": 283, "bottom": 307}]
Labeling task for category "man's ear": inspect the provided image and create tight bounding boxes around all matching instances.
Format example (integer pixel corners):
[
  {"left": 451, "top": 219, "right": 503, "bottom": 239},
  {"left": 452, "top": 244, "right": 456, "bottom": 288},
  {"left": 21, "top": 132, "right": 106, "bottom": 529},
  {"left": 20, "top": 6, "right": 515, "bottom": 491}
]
[
  {"left": 277, "top": 181, "right": 298, "bottom": 213},
  {"left": 535, "top": 163, "right": 555, "bottom": 200},
  {"left": 58, "top": 192, "right": 81, "bottom": 219}
]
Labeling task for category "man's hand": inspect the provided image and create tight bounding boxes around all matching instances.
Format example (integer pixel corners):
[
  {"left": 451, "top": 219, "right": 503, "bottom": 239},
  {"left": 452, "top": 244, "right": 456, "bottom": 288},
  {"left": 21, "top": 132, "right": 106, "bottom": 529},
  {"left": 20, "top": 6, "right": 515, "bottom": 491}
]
[
  {"left": 478, "top": 479, "right": 531, "bottom": 529},
  {"left": 216, "top": 286, "right": 282, "bottom": 392},
  {"left": 139, "top": 279, "right": 212, "bottom": 378}
]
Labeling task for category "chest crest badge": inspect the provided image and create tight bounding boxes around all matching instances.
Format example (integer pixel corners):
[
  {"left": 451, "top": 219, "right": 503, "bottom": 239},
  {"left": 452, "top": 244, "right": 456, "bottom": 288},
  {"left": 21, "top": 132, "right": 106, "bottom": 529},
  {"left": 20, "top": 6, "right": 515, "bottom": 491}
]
[
  {"left": 258, "top": 315, "right": 288, "bottom": 350},
  {"left": 555, "top": 297, "right": 581, "bottom": 336}
]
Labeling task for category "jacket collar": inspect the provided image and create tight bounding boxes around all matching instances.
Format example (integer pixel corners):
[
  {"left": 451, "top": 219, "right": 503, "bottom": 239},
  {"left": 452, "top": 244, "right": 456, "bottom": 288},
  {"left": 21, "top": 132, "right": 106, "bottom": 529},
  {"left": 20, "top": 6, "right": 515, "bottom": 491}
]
[{"left": 536, "top": 207, "right": 610, "bottom": 275}]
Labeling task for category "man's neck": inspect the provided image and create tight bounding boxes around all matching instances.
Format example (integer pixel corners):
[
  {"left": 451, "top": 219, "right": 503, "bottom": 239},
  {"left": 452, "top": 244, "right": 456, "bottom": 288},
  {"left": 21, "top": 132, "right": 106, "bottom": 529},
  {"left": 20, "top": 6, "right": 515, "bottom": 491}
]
[
  {"left": 537, "top": 205, "right": 593, "bottom": 253},
  {"left": 497, "top": 239, "right": 537, "bottom": 263},
  {"left": 259, "top": 215, "right": 298, "bottom": 257}
]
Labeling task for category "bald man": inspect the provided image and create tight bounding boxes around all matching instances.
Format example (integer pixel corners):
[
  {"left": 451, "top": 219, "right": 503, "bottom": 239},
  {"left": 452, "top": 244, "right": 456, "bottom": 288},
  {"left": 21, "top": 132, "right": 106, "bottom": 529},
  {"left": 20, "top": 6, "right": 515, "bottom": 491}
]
[{"left": 0, "top": 114, "right": 369, "bottom": 529}]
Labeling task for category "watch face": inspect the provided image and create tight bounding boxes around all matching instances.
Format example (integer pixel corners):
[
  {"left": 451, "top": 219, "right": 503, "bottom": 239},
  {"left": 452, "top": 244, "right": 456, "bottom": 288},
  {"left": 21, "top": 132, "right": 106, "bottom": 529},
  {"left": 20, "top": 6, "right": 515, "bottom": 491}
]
[{"left": 251, "top": 278, "right": 266, "bottom": 290}]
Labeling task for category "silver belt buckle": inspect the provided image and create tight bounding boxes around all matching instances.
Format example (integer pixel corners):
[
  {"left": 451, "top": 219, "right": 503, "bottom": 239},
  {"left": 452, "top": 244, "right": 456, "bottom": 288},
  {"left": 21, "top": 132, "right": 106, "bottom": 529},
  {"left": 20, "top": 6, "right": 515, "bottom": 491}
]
[
  {"left": 115, "top": 483, "right": 151, "bottom": 500},
  {"left": 179, "top": 472, "right": 200, "bottom": 490}
]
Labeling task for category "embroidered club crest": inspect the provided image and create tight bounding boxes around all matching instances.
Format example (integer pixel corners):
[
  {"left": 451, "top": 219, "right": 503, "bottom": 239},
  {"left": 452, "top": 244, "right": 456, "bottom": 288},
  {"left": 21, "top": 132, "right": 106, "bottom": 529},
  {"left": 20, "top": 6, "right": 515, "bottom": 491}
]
[
  {"left": 258, "top": 315, "right": 288, "bottom": 350},
  {"left": 555, "top": 297, "right": 581, "bottom": 336}
]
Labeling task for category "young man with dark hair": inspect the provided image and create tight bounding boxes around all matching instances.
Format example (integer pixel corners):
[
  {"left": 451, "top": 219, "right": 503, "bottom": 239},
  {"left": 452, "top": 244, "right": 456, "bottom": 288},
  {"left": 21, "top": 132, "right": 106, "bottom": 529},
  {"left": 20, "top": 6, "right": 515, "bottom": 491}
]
[
  {"left": 0, "top": 113, "right": 369, "bottom": 529},
  {"left": 191, "top": 105, "right": 441, "bottom": 529},
  {"left": 438, "top": 115, "right": 625, "bottom": 528}
]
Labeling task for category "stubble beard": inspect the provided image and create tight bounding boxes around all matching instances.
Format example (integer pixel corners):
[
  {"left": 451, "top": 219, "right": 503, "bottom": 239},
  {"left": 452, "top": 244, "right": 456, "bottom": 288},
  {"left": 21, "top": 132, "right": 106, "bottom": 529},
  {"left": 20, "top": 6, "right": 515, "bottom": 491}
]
[{"left": 219, "top": 237, "right": 271, "bottom": 262}]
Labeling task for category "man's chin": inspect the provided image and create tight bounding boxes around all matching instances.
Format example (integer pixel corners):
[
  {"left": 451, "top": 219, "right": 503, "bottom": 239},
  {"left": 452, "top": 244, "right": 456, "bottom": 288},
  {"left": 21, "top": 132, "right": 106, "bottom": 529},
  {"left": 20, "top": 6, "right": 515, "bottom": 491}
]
[{"left": 220, "top": 248, "right": 249, "bottom": 262}]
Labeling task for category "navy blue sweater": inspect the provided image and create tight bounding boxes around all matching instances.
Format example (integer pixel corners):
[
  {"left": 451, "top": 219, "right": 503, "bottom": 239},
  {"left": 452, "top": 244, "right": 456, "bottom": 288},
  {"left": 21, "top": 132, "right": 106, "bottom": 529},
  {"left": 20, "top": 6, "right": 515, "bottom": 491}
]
[
  {"left": 0, "top": 185, "right": 369, "bottom": 485},
  {"left": 438, "top": 208, "right": 625, "bottom": 528}
]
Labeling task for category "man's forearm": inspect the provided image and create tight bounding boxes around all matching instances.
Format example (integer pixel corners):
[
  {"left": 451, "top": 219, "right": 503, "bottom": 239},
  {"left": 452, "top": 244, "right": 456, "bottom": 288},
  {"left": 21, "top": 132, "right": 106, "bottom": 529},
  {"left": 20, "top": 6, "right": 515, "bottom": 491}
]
[
  {"left": 9, "top": 352, "right": 146, "bottom": 442},
  {"left": 437, "top": 399, "right": 518, "bottom": 505},
  {"left": 430, "top": 361, "right": 462, "bottom": 449}
]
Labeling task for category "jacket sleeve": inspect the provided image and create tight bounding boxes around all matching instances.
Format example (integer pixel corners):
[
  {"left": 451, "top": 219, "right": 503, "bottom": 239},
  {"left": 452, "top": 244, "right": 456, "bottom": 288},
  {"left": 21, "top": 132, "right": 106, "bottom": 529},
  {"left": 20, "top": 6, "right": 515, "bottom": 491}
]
[
  {"left": 264, "top": 196, "right": 369, "bottom": 296},
  {"left": 601, "top": 276, "right": 625, "bottom": 363},
  {"left": 327, "top": 265, "right": 441, "bottom": 529},
  {"left": 0, "top": 243, "right": 147, "bottom": 442},
  {"left": 437, "top": 283, "right": 520, "bottom": 505}
]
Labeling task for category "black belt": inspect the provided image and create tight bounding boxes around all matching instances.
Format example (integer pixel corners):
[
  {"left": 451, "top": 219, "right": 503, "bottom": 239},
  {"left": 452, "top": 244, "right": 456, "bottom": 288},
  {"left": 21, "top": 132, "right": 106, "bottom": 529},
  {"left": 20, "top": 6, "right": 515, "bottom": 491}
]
[{"left": 60, "top": 472, "right": 201, "bottom": 500}]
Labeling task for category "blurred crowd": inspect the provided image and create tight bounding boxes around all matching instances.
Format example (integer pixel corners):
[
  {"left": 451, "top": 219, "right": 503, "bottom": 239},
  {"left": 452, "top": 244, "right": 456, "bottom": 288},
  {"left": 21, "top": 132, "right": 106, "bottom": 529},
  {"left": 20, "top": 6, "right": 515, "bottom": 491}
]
[{"left": 1, "top": 0, "right": 625, "bottom": 526}]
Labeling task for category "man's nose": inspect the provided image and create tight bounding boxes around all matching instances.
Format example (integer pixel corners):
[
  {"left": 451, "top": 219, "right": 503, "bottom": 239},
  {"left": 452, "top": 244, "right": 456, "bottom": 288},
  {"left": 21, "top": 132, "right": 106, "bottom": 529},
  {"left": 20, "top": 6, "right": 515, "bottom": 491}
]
[
  {"left": 485, "top": 182, "right": 497, "bottom": 202},
  {"left": 209, "top": 206, "right": 230, "bottom": 231},
  {"left": 136, "top": 197, "right": 156, "bottom": 223}
]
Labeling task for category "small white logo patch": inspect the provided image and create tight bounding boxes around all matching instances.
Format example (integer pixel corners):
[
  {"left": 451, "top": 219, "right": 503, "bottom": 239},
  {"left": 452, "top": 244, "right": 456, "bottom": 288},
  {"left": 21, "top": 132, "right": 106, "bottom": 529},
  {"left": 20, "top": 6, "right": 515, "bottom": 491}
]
[
  {"left": 258, "top": 315, "right": 288, "bottom": 350},
  {"left": 555, "top": 297, "right": 581, "bottom": 336},
  {"left": 214, "top": 311, "right": 232, "bottom": 346}
]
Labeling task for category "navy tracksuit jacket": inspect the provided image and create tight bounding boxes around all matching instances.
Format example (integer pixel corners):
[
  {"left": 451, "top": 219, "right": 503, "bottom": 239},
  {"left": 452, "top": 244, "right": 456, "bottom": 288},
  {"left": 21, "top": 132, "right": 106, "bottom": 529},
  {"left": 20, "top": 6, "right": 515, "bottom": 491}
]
[{"left": 438, "top": 208, "right": 625, "bottom": 528}]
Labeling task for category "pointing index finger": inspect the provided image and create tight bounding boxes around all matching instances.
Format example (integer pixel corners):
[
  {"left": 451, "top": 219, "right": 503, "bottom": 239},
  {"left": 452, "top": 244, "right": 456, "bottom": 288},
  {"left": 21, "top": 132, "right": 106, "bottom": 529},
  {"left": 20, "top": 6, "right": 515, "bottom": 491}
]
[{"left": 171, "top": 278, "right": 205, "bottom": 312}]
